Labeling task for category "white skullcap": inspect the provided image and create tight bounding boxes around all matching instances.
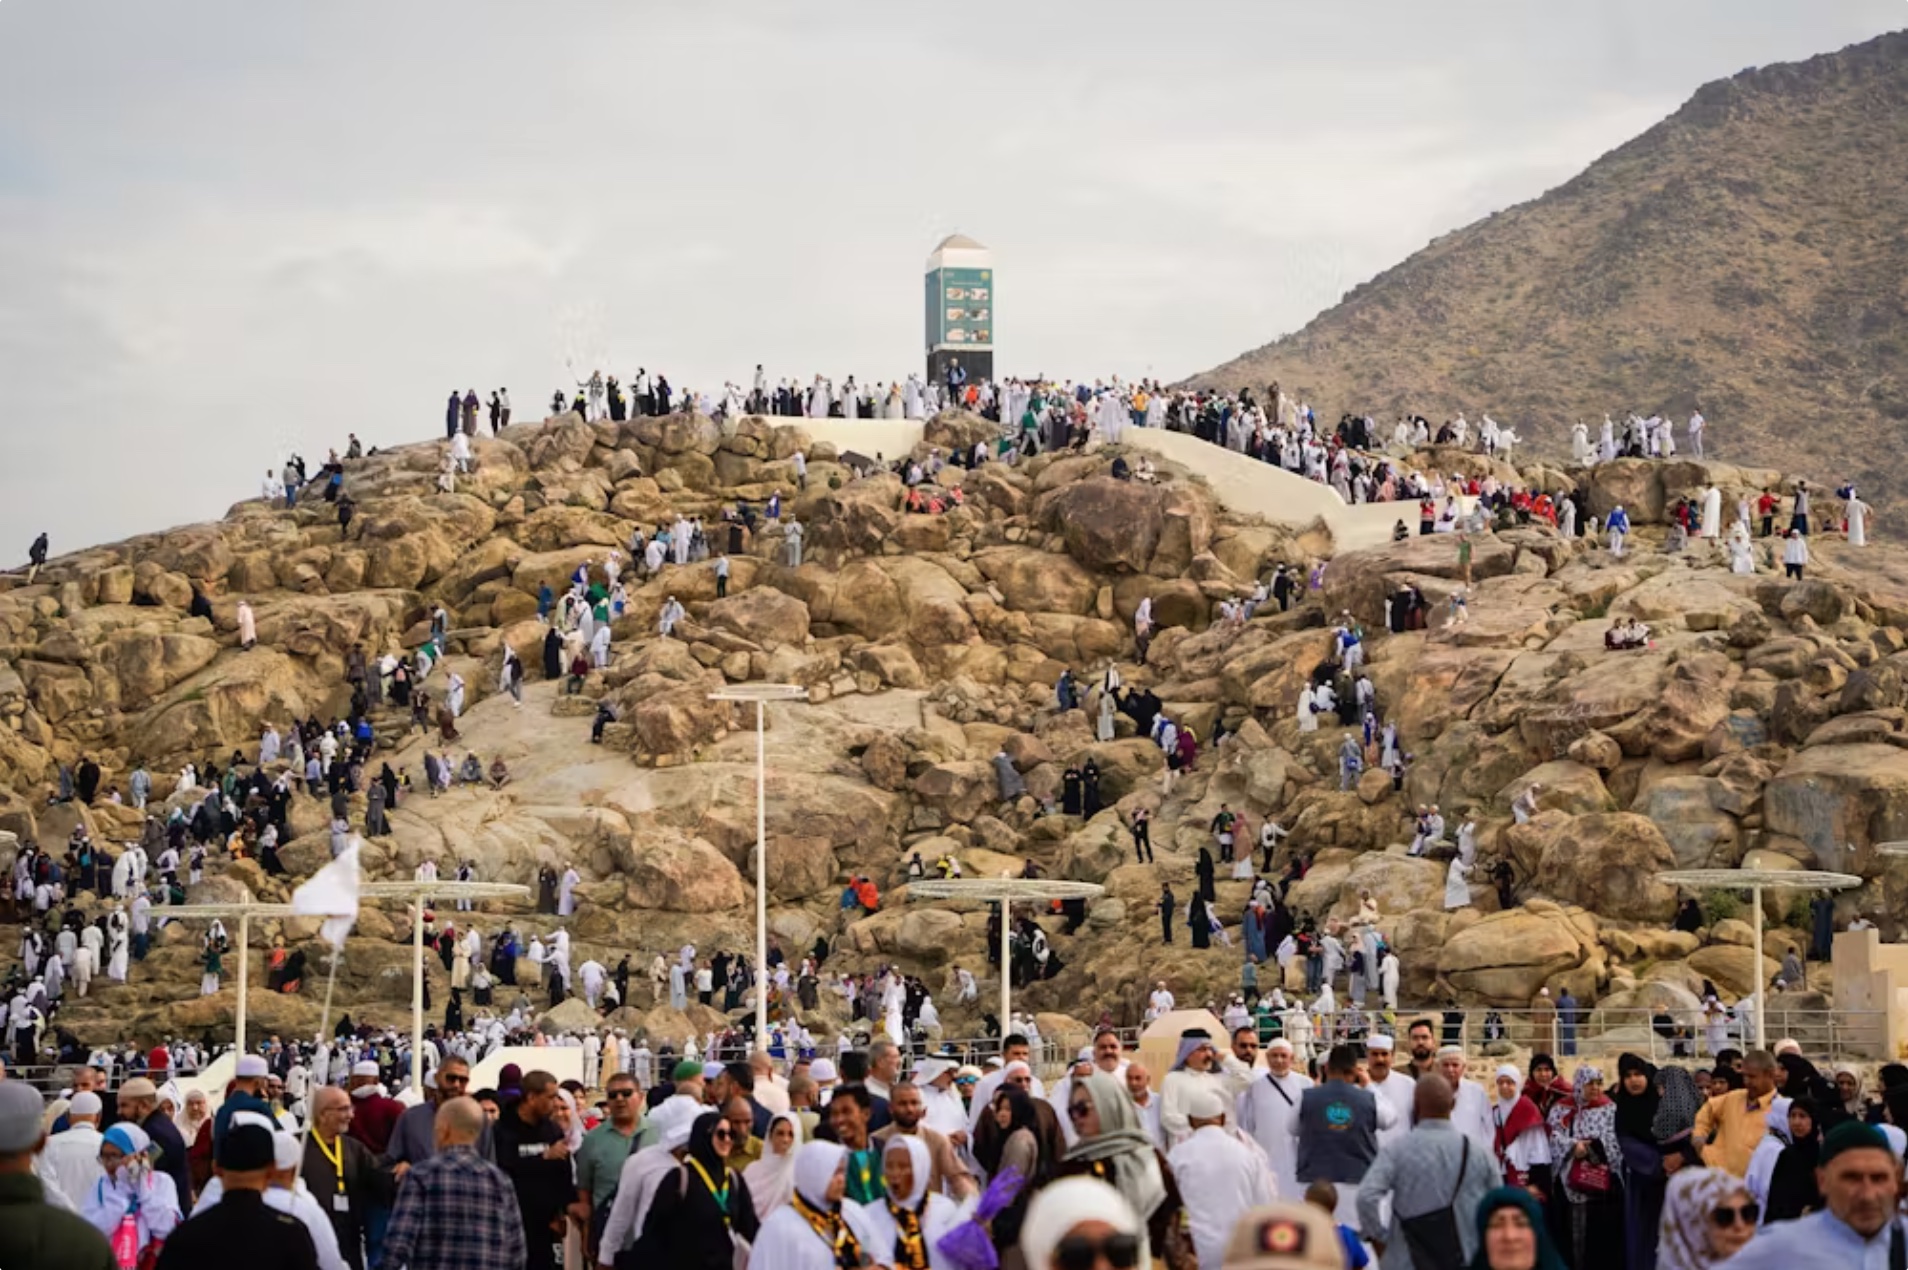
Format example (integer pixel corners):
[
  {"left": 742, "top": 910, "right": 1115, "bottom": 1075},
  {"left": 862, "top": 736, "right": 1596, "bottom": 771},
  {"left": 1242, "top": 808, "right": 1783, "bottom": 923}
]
[
  {"left": 235, "top": 1055, "right": 270, "bottom": 1078},
  {"left": 1003, "top": 1060, "right": 1031, "bottom": 1078},
  {"left": 351, "top": 1061, "right": 381, "bottom": 1078},
  {"left": 1185, "top": 1088, "right": 1227, "bottom": 1121},
  {"left": 272, "top": 1131, "right": 301, "bottom": 1171},
  {"left": 68, "top": 1092, "right": 102, "bottom": 1117},
  {"left": 809, "top": 1058, "right": 837, "bottom": 1083},
  {"left": 1365, "top": 1035, "right": 1394, "bottom": 1052},
  {"left": 1496, "top": 1065, "right": 1522, "bottom": 1083},
  {"left": 1266, "top": 1039, "right": 1294, "bottom": 1054},
  {"left": 1773, "top": 1038, "right": 1801, "bottom": 1057},
  {"left": 1436, "top": 1045, "right": 1464, "bottom": 1059}
]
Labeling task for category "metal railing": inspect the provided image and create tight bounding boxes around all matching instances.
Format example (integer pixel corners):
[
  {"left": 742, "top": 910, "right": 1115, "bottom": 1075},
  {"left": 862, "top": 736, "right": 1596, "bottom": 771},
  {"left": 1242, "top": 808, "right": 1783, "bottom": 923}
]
[{"left": 1297, "top": 1005, "right": 1891, "bottom": 1063}]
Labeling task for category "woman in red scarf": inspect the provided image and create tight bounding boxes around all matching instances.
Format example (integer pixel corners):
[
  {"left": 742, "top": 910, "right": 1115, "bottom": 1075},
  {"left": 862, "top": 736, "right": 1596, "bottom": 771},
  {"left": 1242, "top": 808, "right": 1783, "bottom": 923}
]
[
  {"left": 1523, "top": 1054, "right": 1575, "bottom": 1120},
  {"left": 1493, "top": 1064, "right": 1554, "bottom": 1197}
]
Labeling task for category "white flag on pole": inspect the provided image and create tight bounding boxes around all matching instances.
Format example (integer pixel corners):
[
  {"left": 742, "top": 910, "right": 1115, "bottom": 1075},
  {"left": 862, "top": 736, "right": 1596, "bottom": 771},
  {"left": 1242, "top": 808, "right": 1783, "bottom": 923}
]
[{"left": 292, "top": 839, "right": 362, "bottom": 950}]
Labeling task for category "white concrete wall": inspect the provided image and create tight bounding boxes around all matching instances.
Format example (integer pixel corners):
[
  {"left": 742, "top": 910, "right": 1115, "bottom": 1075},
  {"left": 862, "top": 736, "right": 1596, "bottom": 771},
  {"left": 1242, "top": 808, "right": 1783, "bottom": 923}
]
[
  {"left": 471, "top": 1044, "right": 584, "bottom": 1092},
  {"left": 782, "top": 418, "right": 1401, "bottom": 551}
]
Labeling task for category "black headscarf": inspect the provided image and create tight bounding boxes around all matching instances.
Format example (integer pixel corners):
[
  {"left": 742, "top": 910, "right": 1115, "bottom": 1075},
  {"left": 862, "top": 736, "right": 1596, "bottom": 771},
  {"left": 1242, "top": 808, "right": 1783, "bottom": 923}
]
[
  {"left": 1777, "top": 1054, "right": 1842, "bottom": 1126},
  {"left": 975, "top": 1088, "right": 1043, "bottom": 1177},
  {"left": 1653, "top": 1068, "right": 1704, "bottom": 1143},
  {"left": 1766, "top": 1097, "right": 1823, "bottom": 1222},
  {"left": 1613, "top": 1053, "right": 1660, "bottom": 1142},
  {"left": 687, "top": 1112, "right": 731, "bottom": 1178}
]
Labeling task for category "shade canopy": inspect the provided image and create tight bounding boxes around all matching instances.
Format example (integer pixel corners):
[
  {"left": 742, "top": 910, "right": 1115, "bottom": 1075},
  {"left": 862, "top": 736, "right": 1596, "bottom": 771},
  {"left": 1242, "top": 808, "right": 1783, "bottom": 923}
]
[
  {"left": 907, "top": 878, "right": 1106, "bottom": 903},
  {"left": 1656, "top": 868, "right": 1861, "bottom": 891}
]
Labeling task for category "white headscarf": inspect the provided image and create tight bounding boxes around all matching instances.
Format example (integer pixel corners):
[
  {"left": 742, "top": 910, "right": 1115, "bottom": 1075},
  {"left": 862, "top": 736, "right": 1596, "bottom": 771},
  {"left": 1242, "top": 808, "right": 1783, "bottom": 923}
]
[
  {"left": 848, "top": 1135, "right": 935, "bottom": 1259},
  {"left": 553, "top": 1089, "right": 585, "bottom": 1154},
  {"left": 792, "top": 1140, "right": 846, "bottom": 1208},
  {"left": 744, "top": 1112, "right": 804, "bottom": 1218},
  {"left": 1019, "top": 1176, "right": 1152, "bottom": 1270}
]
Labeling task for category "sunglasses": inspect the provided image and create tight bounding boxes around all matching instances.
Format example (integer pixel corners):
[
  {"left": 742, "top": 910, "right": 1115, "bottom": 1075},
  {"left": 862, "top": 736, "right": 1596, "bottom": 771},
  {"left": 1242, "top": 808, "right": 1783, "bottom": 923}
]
[
  {"left": 1056, "top": 1232, "right": 1142, "bottom": 1270},
  {"left": 439, "top": 1075, "right": 470, "bottom": 1087},
  {"left": 1710, "top": 1204, "right": 1760, "bottom": 1228},
  {"left": 604, "top": 1089, "right": 634, "bottom": 1099},
  {"left": 711, "top": 1128, "right": 734, "bottom": 1141},
  {"left": 1067, "top": 1102, "right": 1092, "bottom": 1120}
]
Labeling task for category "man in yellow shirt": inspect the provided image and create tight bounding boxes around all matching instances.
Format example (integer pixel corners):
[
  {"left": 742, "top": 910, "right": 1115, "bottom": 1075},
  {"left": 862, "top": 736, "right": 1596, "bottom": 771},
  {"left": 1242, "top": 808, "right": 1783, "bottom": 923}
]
[{"left": 1694, "top": 1050, "right": 1780, "bottom": 1177}]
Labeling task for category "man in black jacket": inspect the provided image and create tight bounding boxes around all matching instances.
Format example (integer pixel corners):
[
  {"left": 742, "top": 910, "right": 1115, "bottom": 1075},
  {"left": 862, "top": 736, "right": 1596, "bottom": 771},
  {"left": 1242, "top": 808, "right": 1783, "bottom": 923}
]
[
  {"left": 493, "top": 1070, "right": 570, "bottom": 1270},
  {"left": 156, "top": 1119, "right": 317, "bottom": 1270}
]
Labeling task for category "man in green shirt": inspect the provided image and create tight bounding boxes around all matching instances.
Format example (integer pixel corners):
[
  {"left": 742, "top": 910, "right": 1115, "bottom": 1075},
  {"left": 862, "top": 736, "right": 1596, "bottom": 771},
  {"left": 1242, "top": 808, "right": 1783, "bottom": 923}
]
[
  {"left": 827, "top": 1085, "right": 886, "bottom": 1203},
  {"left": 0, "top": 1081, "right": 115, "bottom": 1270},
  {"left": 575, "top": 1072, "right": 642, "bottom": 1261}
]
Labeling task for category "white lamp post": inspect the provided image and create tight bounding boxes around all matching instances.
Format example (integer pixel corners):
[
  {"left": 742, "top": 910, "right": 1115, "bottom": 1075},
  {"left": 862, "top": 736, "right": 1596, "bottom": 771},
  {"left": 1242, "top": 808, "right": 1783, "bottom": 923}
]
[
  {"left": 1656, "top": 867, "right": 1859, "bottom": 1051},
  {"left": 708, "top": 684, "right": 809, "bottom": 1054},
  {"left": 904, "top": 877, "right": 1106, "bottom": 1031},
  {"left": 362, "top": 880, "right": 532, "bottom": 1093}
]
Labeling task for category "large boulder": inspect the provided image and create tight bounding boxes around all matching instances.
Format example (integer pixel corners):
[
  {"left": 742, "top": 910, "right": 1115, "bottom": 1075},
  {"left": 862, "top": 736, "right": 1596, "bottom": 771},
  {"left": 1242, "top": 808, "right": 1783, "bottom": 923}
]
[
  {"left": 1764, "top": 744, "right": 1908, "bottom": 873},
  {"left": 1038, "top": 478, "right": 1165, "bottom": 575},
  {"left": 913, "top": 761, "right": 1001, "bottom": 826},
  {"left": 1529, "top": 813, "right": 1679, "bottom": 922},
  {"left": 617, "top": 827, "right": 748, "bottom": 912},
  {"left": 108, "top": 631, "right": 222, "bottom": 702},
  {"left": 1438, "top": 904, "right": 1598, "bottom": 1005},
  {"left": 705, "top": 588, "right": 811, "bottom": 651},
  {"left": 1321, "top": 533, "right": 1516, "bottom": 625},
  {"left": 972, "top": 548, "right": 1098, "bottom": 616}
]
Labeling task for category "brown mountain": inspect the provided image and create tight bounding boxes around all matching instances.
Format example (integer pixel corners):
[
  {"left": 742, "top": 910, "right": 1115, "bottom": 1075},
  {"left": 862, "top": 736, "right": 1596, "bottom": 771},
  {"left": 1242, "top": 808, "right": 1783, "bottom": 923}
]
[{"left": 1190, "top": 30, "right": 1908, "bottom": 506}]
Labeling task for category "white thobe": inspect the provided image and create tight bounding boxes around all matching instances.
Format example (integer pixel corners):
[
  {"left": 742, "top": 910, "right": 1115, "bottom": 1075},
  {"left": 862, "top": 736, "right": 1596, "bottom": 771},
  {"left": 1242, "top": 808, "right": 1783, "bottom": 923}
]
[
  {"left": 1451, "top": 1079, "right": 1495, "bottom": 1156},
  {"left": 1370, "top": 1073, "right": 1416, "bottom": 1150},
  {"left": 1169, "top": 1126, "right": 1278, "bottom": 1270},
  {"left": 558, "top": 868, "right": 580, "bottom": 916},
  {"left": 1160, "top": 1056, "right": 1257, "bottom": 1147},
  {"left": 1702, "top": 487, "right": 1722, "bottom": 538},
  {"left": 1239, "top": 1070, "right": 1312, "bottom": 1199}
]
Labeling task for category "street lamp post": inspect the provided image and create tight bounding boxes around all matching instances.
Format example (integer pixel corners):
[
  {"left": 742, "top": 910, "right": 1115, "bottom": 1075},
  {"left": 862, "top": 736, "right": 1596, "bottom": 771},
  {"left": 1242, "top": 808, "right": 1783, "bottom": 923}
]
[
  {"left": 1657, "top": 867, "right": 1859, "bottom": 1051},
  {"left": 709, "top": 684, "right": 808, "bottom": 1055},
  {"left": 158, "top": 902, "right": 309, "bottom": 1058},
  {"left": 904, "top": 877, "right": 1106, "bottom": 1034},
  {"left": 362, "top": 880, "right": 532, "bottom": 1093}
]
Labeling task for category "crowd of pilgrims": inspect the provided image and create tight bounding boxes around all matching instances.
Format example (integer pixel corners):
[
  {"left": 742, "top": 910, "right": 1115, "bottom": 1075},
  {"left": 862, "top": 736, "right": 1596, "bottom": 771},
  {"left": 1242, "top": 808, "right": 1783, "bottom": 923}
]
[{"left": 14, "top": 1022, "right": 1908, "bottom": 1270}]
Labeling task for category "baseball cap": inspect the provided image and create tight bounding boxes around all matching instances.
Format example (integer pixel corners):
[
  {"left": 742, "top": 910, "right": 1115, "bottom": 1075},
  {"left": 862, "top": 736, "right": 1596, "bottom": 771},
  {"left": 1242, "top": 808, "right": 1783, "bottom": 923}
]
[
  {"left": 0, "top": 1082, "right": 45, "bottom": 1153},
  {"left": 1223, "top": 1203, "right": 1347, "bottom": 1270}
]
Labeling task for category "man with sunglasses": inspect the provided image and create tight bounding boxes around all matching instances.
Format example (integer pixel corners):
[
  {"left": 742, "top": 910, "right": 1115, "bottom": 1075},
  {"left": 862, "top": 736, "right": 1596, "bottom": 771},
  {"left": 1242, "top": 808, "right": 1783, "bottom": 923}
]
[
  {"left": 386, "top": 1058, "right": 494, "bottom": 1175},
  {"left": 575, "top": 1074, "right": 642, "bottom": 1261}
]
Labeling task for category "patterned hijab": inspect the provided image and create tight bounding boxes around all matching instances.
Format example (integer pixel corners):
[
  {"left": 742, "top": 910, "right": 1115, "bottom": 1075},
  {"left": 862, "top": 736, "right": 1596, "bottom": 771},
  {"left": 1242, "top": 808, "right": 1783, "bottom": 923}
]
[
  {"left": 1653, "top": 1068, "right": 1704, "bottom": 1143},
  {"left": 1656, "top": 1167, "right": 1746, "bottom": 1270}
]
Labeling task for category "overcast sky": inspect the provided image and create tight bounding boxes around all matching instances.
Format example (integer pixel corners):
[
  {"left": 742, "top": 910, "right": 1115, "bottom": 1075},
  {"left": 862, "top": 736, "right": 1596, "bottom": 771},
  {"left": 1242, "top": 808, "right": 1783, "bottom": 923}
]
[{"left": 1, "top": 1, "right": 1901, "bottom": 557}]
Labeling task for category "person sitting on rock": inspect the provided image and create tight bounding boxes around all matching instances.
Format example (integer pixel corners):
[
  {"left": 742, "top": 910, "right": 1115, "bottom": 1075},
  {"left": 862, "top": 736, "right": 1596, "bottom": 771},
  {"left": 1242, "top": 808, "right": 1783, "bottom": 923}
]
[
  {"left": 487, "top": 757, "right": 511, "bottom": 790},
  {"left": 458, "top": 753, "right": 483, "bottom": 785}
]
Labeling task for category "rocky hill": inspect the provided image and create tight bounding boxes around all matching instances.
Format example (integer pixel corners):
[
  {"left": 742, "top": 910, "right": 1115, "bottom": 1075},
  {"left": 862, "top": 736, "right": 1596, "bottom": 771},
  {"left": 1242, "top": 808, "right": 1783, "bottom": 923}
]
[
  {"left": 5, "top": 411, "right": 1908, "bottom": 1060},
  {"left": 1190, "top": 30, "right": 1908, "bottom": 509}
]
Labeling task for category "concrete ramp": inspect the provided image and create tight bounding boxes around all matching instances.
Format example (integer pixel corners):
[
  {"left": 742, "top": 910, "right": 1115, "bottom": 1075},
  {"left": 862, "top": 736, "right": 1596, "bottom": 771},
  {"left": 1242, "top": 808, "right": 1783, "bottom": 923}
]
[{"left": 792, "top": 418, "right": 1403, "bottom": 552}]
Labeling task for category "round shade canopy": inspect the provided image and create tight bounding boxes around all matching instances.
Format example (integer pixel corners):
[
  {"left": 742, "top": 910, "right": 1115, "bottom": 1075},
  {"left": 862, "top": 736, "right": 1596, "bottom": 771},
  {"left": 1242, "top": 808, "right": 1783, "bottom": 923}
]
[
  {"left": 360, "top": 881, "right": 534, "bottom": 901},
  {"left": 153, "top": 902, "right": 303, "bottom": 919},
  {"left": 1655, "top": 868, "right": 1861, "bottom": 891},
  {"left": 907, "top": 878, "right": 1105, "bottom": 903},
  {"left": 708, "top": 683, "right": 809, "bottom": 702}
]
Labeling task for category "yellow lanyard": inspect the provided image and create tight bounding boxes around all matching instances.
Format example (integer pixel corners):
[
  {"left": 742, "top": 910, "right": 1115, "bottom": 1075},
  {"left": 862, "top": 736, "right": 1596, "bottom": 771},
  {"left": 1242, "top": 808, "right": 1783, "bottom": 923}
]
[
  {"left": 687, "top": 1157, "right": 730, "bottom": 1222},
  {"left": 313, "top": 1132, "right": 346, "bottom": 1192}
]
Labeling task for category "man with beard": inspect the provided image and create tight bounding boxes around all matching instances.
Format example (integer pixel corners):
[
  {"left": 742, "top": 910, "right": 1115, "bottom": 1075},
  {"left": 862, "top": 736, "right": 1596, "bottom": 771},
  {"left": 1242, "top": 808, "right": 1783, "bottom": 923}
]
[{"left": 872, "top": 1080, "right": 975, "bottom": 1199}]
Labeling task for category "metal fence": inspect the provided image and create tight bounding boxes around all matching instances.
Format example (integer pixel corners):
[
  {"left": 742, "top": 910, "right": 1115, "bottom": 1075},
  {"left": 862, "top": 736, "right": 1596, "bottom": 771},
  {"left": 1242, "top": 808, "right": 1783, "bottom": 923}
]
[{"left": 1300, "top": 1005, "right": 1891, "bottom": 1064}]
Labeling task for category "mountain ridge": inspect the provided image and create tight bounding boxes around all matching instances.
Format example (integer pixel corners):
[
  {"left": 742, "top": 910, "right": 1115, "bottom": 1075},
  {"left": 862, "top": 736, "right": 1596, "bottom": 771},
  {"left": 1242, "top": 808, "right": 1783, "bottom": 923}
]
[{"left": 1191, "top": 29, "right": 1908, "bottom": 507}]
